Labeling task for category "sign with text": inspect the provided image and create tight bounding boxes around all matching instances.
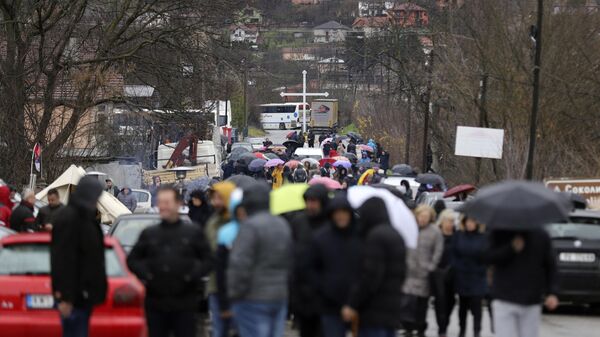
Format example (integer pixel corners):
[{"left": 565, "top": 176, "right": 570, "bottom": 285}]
[
  {"left": 455, "top": 126, "right": 504, "bottom": 159},
  {"left": 545, "top": 178, "right": 600, "bottom": 208}
]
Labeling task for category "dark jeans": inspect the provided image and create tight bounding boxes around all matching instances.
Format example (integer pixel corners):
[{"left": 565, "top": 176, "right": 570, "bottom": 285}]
[
  {"left": 431, "top": 268, "right": 456, "bottom": 335},
  {"left": 208, "top": 294, "right": 235, "bottom": 337},
  {"left": 320, "top": 314, "right": 347, "bottom": 337},
  {"left": 297, "top": 313, "right": 321, "bottom": 337},
  {"left": 146, "top": 308, "right": 197, "bottom": 337},
  {"left": 60, "top": 306, "right": 92, "bottom": 337},
  {"left": 403, "top": 296, "right": 429, "bottom": 333},
  {"left": 358, "top": 327, "right": 395, "bottom": 337},
  {"left": 458, "top": 295, "right": 483, "bottom": 334}
]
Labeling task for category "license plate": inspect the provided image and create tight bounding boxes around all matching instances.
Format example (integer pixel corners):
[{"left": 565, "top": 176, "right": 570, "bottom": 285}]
[
  {"left": 26, "top": 294, "right": 54, "bottom": 309},
  {"left": 559, "top": 252, "right": 596, "bottom": 263}
]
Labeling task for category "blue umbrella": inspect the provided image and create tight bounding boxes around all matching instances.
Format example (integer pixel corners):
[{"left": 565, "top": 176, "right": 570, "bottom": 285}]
[
  {"left": 184, "top": 176, "right": 211, "bottom": 201},
  {"left": 249, "top": 159, "right": 267, "bottom": 173},
  {"left": 333, "top": 160, "right": 352, "bottom": 169}
]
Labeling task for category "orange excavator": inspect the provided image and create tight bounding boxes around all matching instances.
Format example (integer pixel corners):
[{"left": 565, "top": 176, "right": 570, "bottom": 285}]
[{"left": 163, "top": 134, "right": 198, "bottom": 169}]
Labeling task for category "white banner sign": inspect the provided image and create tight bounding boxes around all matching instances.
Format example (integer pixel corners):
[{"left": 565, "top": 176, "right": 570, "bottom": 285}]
[{"left": 455, "top": 126, "right": 504, "bottom": 159}]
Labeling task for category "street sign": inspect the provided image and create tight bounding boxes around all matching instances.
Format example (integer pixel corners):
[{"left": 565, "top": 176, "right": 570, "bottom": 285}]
[
  {"left": 455, "top": 126, "right": 504, "bottom": 159},
  {"left": 545, "top": 178, "right": 600, "bottom": 208}
]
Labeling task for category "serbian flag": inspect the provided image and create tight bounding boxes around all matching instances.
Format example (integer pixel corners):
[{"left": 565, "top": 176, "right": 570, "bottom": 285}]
[{"left": 33, "top": 143, "right": 42, "bottom": 172}]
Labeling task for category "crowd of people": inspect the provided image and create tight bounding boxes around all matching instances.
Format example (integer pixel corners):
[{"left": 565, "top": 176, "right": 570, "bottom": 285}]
[
  {"left": 117, "top": 175, "right": 559, "bottom": 337},
  {"left": 0, "top": 134, "right": 561, "bottom": 337},
  {"left": 222, "top": 133, "right": 397, "bottom": 192}
]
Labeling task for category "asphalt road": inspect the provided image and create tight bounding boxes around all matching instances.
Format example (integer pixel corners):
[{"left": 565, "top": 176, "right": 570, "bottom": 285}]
[
  {"left": 264, "top": 129, "right": 293, "bottom": 145},
  {"left": 278, "top": 305, "right": 600, "bottom": 337}
]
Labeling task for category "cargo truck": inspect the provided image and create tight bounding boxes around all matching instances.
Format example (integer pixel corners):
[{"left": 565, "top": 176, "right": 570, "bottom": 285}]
[{"left": 310, "top": 99, "right": 338, "bottom": 133}]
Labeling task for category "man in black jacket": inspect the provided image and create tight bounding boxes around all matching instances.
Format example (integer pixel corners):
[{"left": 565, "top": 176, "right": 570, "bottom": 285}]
[
  {"left": 343, "top": 197, "right": 407, "bottom": 337},
  {"left": 288, "top": 184, "right": 331, "bottom": 337},
  {"left": 51, "top": 176, "right": 106, "bottom": 337},
  {"left": 10, "top": 188, "right": 37, "bottom": 232},
  {"left": 310, "top": 194, "right": 362, "bottom": 337},
  {"left": 127, "top": 186, "right": 213, "bottom": 337},
  {"left": 36, "top": 188, "right": 64, "bottom": 232},
  {"left": 485, "top": 229, "right": 558, "bottom": 337}
]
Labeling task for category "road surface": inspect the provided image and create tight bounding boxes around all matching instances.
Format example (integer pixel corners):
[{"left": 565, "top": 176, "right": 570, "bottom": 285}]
[{"left": 264, "top": 129, "right": 292, "bottom": 145}]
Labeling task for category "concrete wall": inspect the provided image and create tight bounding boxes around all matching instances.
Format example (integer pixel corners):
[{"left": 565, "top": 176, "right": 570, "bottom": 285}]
[{"left": 86, "top": 161, "right": 143, "bottom": 190}]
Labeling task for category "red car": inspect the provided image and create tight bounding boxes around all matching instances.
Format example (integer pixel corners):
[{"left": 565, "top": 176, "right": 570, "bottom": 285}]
[{"left": 0, "top": 233, "right": 146, "bottom": 337}]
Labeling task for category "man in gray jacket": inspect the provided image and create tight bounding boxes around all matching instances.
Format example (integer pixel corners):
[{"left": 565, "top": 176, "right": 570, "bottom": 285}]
[{"left": 227, "top": 183, "right": 292, "bottom": 337}]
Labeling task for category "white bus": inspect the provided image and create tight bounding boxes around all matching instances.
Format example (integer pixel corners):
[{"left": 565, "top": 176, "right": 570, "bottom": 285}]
[{"left": 259, "top": 103, "right": 310, "bottom": 130}]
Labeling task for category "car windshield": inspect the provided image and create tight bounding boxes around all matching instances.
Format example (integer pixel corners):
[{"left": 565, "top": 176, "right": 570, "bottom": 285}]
[
  {"left": 112, "top": 218, "right": 160, "bottom": 247},
  {"left": 132, "top": 191, "right": 149, "bottom": 203},
  {"left": 546, "top": 223, "right": 600, "bottom": 241},
  {"left": 0, "top": 244, "right": 124, "bottom": 276}
]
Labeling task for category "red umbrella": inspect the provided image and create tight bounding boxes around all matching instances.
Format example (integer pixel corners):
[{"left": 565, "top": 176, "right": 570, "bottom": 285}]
[
  {"left": 319, "top": 158, "right": 336, "bottom": 167},
  {"left": 285, "top": 160, "right": 301, "bottom": 169},
  {"left": 444, "top": 184, "right": 477, "bottom": 198},
  {"left": 309, "top": 176, "right": 343, "bottom": 190},
  {"left": 254, "top": 152, "right": 267, "bottom": 160}
]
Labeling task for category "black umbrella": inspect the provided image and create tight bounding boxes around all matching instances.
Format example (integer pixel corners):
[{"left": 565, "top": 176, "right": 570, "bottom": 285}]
[
  {"left": 461, "top": 180, "right": 570, "bottom": 230},
  {"left": 416, "top": 173, "right": 445, "bottom": 186},
  {"left": 226, "top": 174, "right": 257, "bottom": 189},
  {"left": 229, "top": 147, "right": 251, "bottom": 161},
  {"left": 357, "top": 161, "right": 376, "bottom": 169},
  {"left": 237, "top": 153, "right": 256, "bottom": 167},
  {"left": 263, "top": 152, "right": 280, "bottom": 160},
  {"left": 343, "top": 153, "right": 357, "bottom": 161},
  {"left": 347, "top": 132, "right": 363, "bottom": 143},
  {"left": 392, "top": 164, "right": 413, "bottom": 176},
  {"left": 283, "top": 140, "right": 300, "bottom": 148}
]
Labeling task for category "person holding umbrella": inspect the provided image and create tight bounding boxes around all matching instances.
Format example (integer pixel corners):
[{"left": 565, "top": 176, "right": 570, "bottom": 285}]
[
  {"left": 453, "top": 216, "right": 487, "bottom": 337},
  {"left": 463, "top": 181, "right": 565, "bottom": 337}
]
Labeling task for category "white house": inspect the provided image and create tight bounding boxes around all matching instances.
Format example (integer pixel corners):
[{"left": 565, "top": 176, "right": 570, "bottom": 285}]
[
  {"left": 358, "top": 1, "right": 397, "bottom": 17},
  {"left": 313, "top": 21, "right": 351, "bottom": 43},
  {"left": 229, "top": 24, "right": 259, "bottom": 44}
]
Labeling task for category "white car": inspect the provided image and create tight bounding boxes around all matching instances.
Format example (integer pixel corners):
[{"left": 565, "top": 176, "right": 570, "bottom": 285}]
[
  {"left": 294, "top": 147, "right": 324, "bottom": 160},
  {"left": 381, "top": 176, "right": 420, "bottom": 200},
  {"left": 130, "top": 189, "right": 152, "bottom": 213}
]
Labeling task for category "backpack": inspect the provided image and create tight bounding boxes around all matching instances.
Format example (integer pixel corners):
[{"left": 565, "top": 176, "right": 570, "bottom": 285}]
[{"left": 294, "top": 168, "right": 307, "bottom": 183}]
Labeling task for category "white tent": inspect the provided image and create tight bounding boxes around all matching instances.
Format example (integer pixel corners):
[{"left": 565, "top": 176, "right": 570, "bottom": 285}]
[{"left": 36, "top": 165, "right": 131, "bottom": 224}]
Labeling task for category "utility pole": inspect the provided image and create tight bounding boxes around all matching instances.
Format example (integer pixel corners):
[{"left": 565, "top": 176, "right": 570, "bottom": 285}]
[
  {"left": 475, "top": 74, "right": 488, "bottom": 184},
  {"left": 242, "top": 60, "right": 248, "bottom": 138},
  {"left": 421, "top": 51, "right": 434, "bottom": 171},
  {"left": 405, "top": 95, "right": 412, "bottom": 164},
  {"left": 525, "top": 0, "right": 544, "bottom": 180}
]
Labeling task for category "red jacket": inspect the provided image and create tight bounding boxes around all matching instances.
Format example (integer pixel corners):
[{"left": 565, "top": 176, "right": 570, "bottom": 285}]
[{"left": 0, "top": 185, "right": 12, "bottom": 227}]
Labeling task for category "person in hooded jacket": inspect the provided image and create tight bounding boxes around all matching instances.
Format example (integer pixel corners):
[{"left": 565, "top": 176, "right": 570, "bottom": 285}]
[
  {"left": 188, "top": 189, "right": 212, "bottom": 229},
  {"left": 214, "top": 187, "right": 246, "bottom": 337},
  {"left": 117, "top": 187, "right": 137, "bottom": 212},
  {"left": 310, "top": 194, "right": 362, "bottom": 337},
  {"left": 228, "top": 182, "right": 292, "bottom": 337},
  {"left": 288, "top": 184, "right": 331, "bottom": 337},
  {"left": 453, "top": 216, "right": 487, "bottom": 337},
  {"left": 0, "top": 185, "right": 12, "bottom": 227},
  {"left": 342, "top": 197, "right": 407, "bottom": 337},
  {"left": 293, "top": 165, "right": 308, "bottom": 183},
  {"left": 51, "top": 176, "right": 107, "bottom": 337},
  {"left": 205, "top": 181, "right": 236, "bottom": 337}
]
